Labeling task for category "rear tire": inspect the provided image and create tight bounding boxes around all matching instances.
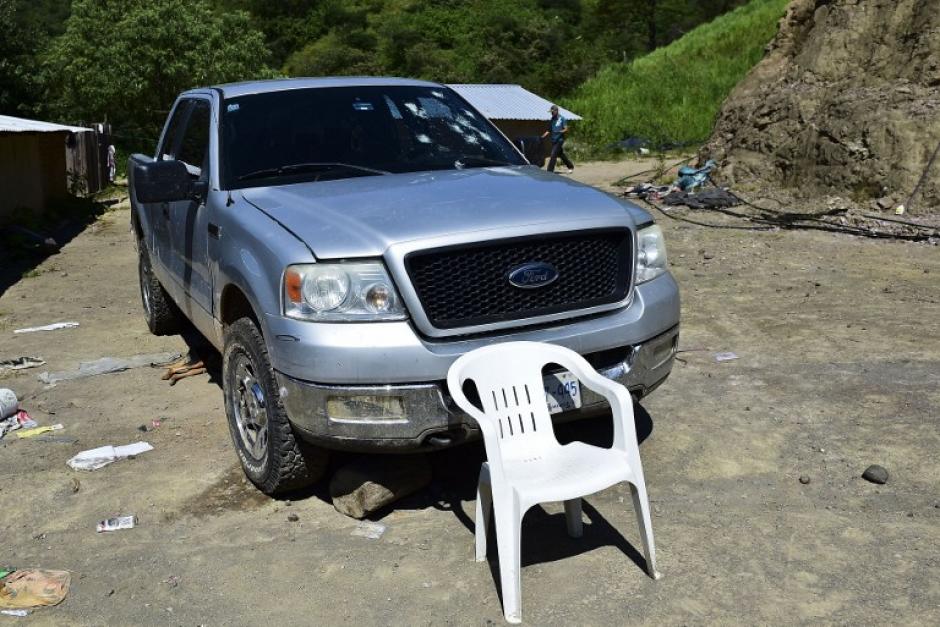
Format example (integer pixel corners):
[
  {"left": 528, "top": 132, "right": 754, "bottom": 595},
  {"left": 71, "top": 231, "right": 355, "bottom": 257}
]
[
  {"left": 223, "top": 317, "right": 329, "bottom": 494},
  {"left": 138, "top": 245, "right": 182, "bottom": 336}
]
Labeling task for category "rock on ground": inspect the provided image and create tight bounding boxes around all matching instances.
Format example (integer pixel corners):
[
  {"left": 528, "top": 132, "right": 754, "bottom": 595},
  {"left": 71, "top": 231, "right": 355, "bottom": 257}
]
[
  {"left": 330, "top": 454, "right": 432, "bottom": 519},
  {"left": 862, "top": 464, "right": 890, "bottom": 485},
  {"left": 704, "top": 0, "right": 940, "bottom": 212}
]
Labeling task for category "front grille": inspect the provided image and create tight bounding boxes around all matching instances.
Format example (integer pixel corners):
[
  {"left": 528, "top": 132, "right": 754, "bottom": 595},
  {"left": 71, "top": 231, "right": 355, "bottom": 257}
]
[{"left": 405, "top": 229, "right": 633, "bottom": 330}]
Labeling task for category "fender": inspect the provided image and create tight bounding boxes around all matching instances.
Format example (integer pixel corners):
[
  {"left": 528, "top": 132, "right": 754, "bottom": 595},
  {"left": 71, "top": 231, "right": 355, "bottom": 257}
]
[{"left": 213, "top": 196, "right": 315, "bottom": 349}]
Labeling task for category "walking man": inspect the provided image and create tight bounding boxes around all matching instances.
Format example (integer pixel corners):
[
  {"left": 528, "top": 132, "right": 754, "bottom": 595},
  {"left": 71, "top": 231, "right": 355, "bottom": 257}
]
[{"left": 542, "top": 104, "right": 574, "bottom": 173}]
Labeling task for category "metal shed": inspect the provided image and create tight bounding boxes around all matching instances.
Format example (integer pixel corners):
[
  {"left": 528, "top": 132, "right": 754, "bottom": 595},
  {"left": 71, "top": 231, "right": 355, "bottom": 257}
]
[
  {"left": 0, "top": 115, "right": 93, "bottom": 222},
  {"left": 447, "top": 84, "right": 582, "bottom": 166}
]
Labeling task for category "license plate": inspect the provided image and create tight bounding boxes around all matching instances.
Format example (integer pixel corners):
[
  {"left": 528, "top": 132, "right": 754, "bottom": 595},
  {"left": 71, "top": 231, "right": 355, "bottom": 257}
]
[{"left": 543, "top": 371, "right": 582, "bottom": 414}]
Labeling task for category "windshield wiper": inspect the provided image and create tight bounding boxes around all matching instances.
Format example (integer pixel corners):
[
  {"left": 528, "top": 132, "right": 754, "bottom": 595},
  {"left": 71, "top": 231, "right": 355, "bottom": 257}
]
[
  {"left": 454, "top": 156, "right": 514, "bottom": 169},
  {"left": 237, "top": 162, "right": 391, "bottom": 182}
]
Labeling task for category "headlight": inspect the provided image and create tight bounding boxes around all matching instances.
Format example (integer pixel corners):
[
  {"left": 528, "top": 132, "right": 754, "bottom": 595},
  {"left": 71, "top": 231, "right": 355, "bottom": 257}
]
[
  {"left": 283, "top": 262, "right": 408, "bottom": 321},
  {"left": 635, "top": 224, "right": 668, "bottom": 284}
]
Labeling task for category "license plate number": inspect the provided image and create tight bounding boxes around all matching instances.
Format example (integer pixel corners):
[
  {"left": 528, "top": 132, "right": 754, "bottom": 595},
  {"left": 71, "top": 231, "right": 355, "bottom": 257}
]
[{"left": 543, "top": 371, "right": 582, "bottom": 415}]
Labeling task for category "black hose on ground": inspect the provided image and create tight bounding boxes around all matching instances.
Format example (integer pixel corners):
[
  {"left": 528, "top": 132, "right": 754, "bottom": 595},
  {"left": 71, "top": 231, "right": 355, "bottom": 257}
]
[{"left": 640, "top": 187, "right": 937, "bottom": 242}]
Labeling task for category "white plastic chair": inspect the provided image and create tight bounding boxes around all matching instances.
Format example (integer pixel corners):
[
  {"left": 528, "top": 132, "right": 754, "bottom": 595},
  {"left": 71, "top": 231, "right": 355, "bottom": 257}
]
[{"left": 447, "top": 341, "right": 660, "bottom": 624}]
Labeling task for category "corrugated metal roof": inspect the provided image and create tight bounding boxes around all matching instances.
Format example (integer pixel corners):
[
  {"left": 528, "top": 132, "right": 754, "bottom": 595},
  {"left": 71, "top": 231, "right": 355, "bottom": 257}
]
[
  {"left": 446, "top": 84, "right": 582, "bottom": 121},
  {"left": 0, "top": 115, "right": 91, "bottom": 134}
]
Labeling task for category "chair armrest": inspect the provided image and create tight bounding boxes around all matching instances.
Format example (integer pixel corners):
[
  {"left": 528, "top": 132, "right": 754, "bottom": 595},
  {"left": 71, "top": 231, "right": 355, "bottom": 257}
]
[
  {"left": 446, "top": 370, "right": 507, "bottom": 478},
  {"left": 544, "top": 347, "right": 638, "bottom": 453}
]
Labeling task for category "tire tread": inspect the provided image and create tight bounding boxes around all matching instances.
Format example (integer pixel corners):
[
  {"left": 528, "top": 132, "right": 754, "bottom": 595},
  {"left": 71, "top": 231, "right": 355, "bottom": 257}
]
[
  {"left": 224, "top": 317, "right": 328, "bottom": 494},
  {"left": 139, "top": 246, "right": 182, "bottom": 336}
]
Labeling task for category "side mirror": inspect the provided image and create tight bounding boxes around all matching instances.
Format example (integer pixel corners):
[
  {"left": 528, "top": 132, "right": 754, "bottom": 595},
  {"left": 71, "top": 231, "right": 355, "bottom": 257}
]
[{"left": 133, "top": 158, "right": 195, "bottom": 203}]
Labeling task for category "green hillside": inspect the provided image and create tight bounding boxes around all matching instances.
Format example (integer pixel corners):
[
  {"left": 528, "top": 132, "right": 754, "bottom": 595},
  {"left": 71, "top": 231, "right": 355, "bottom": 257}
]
[{"left": 564, "top": 0, "right": 790, "bottom": 151}]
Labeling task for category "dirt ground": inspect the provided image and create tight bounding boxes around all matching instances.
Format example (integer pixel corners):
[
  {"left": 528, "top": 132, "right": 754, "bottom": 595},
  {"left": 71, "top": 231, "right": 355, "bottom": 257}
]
[{"left": 1, "top": 159, "right": 939, "bottom": 625}]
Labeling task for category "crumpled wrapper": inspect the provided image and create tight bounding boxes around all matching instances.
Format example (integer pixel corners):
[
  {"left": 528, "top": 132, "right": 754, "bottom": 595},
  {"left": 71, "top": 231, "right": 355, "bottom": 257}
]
[{"left": 0, "top": 570, "right": 71, "bottom": 609}]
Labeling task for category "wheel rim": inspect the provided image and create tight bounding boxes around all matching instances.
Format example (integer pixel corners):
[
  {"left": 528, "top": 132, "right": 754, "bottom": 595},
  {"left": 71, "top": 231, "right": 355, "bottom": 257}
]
[
  {"left": 139, "top": 258, "right": 152, "bottom": 318},
  {"left": 231, "top": 353, "right": 268, "bottom": 462}
]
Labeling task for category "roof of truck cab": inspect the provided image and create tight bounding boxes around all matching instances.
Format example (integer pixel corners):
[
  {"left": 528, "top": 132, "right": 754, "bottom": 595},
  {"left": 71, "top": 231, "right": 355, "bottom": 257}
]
[{"left": 205, "top": 77, "right": 444, "bottom": 98}]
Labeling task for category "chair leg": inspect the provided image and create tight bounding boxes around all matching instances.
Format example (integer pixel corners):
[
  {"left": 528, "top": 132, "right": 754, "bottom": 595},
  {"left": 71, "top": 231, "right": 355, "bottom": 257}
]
[
  {"left": 564, "top": 498, "right": 583, "bottom": 538},
  {"left": 629, "top": 482, "right": 661, "bottom": 580},
  {"left": 475, "top": 479, "right": 493, "bottom": 562},
  {"left": 494, "top": 496, "right": 523, "bottom": 624}
]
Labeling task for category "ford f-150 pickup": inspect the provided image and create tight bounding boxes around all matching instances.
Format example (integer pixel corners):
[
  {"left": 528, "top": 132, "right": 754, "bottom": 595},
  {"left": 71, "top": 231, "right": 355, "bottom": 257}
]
[{"left": 129, "top": 77, "right": 680, "bottom": 494}]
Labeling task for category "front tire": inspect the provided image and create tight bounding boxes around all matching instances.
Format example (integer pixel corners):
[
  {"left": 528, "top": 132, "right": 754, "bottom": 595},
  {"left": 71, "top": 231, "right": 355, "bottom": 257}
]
[
  {"left": 222, "top": 317, "right": 329, "bottom": 494},
  {"left": 138, "top": 245, "right": 182, "bottom": 336}
]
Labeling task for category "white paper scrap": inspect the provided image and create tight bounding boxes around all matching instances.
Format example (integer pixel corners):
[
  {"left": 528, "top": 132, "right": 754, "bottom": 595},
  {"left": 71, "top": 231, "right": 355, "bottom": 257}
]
[
  {"left": 13, "top": 321, "right": 80, "bottom": 334},
  {"left": 67, "top": 442, "right": 154, "bottom": 471}
]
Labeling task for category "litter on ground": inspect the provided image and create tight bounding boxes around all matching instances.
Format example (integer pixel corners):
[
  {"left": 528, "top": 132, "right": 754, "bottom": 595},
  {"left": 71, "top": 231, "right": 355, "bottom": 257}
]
[
  {"left": 0, "top": 357, "right": 45, "bottom": 372},
  {"left": 715, "top": 352, "right": 739, "bottom": 362},
  {"left": 138, "top": 418, "right": 165, "bottom": 432},
  {"left": 97, "top": 515, "right": 137, "bottom": 533},
  {"left": 13, "top": 322, "right": 79, "bottom": 334},
  {"left": 0, "top": 569, "right": 70, "bottom": 609},
  {"left": 0, "top": 407, "right": 37, "bottom": 441},
  {"left": 16, "top": 424, "right": 64, "bottom": 439},
  {"left": 0, "top": 388, "right": 18, "bottom": 419},
  {"left": 67, "top": 442, "right": 154, "bottom": 471},
  {"left": 38, "top": 352, "right": 181, "bottom": 386},
  {"left": 1, "top": 609, "right": 30, "bottom": 616}
]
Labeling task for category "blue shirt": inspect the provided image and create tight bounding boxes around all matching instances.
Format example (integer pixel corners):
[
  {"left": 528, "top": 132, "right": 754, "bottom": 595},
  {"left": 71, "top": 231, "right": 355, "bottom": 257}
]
[{"left": 550, "top": 115, "right": 567, "bottom": 143}]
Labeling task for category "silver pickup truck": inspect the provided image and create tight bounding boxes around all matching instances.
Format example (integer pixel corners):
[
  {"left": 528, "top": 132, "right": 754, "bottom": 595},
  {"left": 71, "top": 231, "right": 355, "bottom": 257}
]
[{"left": 129, "top": 78, "right": 680, "bottom": 495}]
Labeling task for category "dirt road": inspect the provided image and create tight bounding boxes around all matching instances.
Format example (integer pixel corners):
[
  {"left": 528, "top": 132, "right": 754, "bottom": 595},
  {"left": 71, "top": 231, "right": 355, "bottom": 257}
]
[{"left": 1, "top": 161, "right": 938, "bottom": 625}]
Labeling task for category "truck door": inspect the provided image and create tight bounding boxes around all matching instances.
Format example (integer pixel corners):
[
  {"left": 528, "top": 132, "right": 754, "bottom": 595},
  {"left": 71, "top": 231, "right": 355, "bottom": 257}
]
[
  {"left": 150, "top": 99, "right": 191, "bottom": 282},
  {"left": 166, "top": 97, "right": 214, "bottom": 318}
]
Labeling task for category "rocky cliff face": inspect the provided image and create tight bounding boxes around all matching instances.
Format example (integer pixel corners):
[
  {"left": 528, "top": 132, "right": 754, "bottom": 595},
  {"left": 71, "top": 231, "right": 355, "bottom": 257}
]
[{"left": 705, "top": 0, "right": 940, "bottom": 211}]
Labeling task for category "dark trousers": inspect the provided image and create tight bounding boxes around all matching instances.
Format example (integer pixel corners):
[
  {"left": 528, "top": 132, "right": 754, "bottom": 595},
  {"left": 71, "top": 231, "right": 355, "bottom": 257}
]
[{"left": 547, "top": 140, "right": 574, "bottom": 172}]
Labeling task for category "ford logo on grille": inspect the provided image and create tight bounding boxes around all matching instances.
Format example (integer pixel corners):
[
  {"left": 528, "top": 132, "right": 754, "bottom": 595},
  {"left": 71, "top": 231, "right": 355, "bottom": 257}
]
[{"left": 507, "top": 262, "right": 559, "bottom": 289}]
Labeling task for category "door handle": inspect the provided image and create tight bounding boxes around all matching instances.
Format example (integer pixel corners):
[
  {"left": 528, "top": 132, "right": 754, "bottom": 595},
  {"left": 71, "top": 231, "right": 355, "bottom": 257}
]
[{"left": 208, "top": 223, "right": 221, "bottom": 239}]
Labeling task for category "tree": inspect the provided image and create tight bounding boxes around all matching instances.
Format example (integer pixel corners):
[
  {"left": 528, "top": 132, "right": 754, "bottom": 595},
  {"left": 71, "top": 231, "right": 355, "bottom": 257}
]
[
  {"left": 43, "top": 0, "right": 274, "bottom": 147},
  {"left": 217, "top": 0, "right": 324, "bottom": 67},
  {"left": 0, "top": 0, "right": 46, "bottom": 116},
  {"left": 284, "top": 0, "right": 593, "bottom": 99},
  {"left": 284, "top": 32, "right": 381, "bottom": 77}
]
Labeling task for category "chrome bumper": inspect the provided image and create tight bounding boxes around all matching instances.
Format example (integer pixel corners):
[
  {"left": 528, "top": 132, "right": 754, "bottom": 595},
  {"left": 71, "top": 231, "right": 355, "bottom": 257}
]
[{"left": 277, "top": 325, "right": 678, "bottom": 452}]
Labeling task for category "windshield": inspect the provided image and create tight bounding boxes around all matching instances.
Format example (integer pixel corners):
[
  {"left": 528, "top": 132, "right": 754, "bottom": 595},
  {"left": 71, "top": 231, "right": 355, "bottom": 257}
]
[{"left": 220, "top": 85, "right": 527, "bottom": 188}]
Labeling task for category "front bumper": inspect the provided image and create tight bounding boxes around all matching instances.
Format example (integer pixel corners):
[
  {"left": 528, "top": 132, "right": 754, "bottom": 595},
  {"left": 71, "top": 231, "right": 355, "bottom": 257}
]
[{"left": 277, "top": 324, "right": 678, "bottom": 452}]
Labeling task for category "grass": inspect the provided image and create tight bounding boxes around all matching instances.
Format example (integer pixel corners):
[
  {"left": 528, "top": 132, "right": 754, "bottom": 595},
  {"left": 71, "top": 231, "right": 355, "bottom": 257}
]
[{"left": 563, "top": 0, "right": 790, "bottom": 152}]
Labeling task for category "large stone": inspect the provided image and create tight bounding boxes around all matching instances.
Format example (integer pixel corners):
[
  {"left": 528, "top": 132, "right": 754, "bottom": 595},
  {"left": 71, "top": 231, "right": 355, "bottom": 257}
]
[
  {"left": 330, "top": 455, "right": 432, "bottom": 519},
  {"left": 862, "top": 464, "right": 889, "bottom": 485}
]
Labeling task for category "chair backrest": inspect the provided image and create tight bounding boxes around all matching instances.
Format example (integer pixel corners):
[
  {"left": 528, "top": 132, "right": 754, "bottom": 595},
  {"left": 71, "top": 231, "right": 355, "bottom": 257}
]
[{"left": 447, "top": 342, "right": 584, "bottom": 462}]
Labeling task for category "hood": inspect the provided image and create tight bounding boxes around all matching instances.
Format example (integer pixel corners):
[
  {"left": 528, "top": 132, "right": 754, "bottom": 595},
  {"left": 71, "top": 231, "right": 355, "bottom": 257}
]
[{"left": 240, "top": 166, "right": 652, "bottom": 259}]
